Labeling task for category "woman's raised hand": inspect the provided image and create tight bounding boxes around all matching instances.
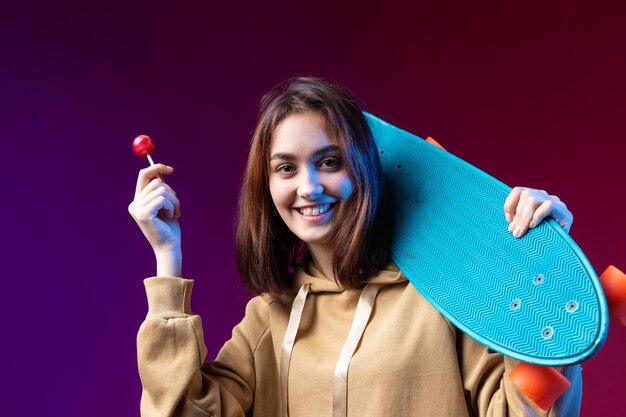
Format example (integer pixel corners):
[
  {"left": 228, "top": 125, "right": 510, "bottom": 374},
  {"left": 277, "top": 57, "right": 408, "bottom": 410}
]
[
  {"left": 503, "top": 187, "right": 574, "bottom": 238},
  {"left": 128, "top": 164, "right": 182, "bottom": 276}
]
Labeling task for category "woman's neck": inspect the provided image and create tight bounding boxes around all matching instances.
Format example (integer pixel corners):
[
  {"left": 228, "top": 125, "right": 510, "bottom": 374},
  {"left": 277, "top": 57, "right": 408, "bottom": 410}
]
[{"left": 307, "top": 242, "right": 334, "bottom": 280}]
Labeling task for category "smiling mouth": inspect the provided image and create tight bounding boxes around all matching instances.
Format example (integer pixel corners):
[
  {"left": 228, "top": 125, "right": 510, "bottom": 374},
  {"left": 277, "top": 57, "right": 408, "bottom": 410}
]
[{"left": 296, "top": 203, "right": 335, "bottom": 217}]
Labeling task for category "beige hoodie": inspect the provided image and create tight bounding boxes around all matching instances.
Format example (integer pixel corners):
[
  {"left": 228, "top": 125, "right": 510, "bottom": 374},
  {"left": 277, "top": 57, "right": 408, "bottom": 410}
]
[{"left": 137, "top": 263, "right": 581, "bottom": 417}]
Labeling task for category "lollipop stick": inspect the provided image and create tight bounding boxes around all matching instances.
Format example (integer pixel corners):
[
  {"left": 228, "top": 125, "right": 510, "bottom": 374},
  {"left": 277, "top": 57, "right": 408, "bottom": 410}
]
[{"left": 146, "top": 154, "right": 164, "bottom": 181}]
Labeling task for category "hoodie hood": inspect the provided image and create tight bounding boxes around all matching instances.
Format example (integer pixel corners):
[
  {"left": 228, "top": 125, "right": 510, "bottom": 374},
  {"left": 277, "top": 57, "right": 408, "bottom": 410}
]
[{"left": 293, "top": 261, "right": 407, "bottom": 294}]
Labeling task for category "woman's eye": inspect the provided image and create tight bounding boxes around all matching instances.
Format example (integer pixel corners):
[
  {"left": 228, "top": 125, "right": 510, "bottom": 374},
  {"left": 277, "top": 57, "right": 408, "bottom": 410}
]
[
  {"left": 277, "top": 165, "right": 295, "bottom": 174},
  {"left": 320, "top": 158, "right": 340, "bottom": 169}
]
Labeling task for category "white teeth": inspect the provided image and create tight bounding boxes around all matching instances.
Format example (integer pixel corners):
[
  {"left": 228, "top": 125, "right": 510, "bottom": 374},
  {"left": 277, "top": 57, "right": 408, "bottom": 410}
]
[{"left": 299, "top": 203, "right": 331, "bottom": 217}]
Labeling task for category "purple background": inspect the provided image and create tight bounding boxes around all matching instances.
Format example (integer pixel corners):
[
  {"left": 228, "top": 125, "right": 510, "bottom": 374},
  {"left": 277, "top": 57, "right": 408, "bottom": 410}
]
[{"left": 2, "top": 1, "right": 625, "bottom": 415}]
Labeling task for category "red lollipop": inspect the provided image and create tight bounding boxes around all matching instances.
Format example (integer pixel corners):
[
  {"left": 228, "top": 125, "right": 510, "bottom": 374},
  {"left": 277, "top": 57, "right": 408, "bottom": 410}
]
[{"left": 133, "top": 134, "right": 156, "bottom": 165}]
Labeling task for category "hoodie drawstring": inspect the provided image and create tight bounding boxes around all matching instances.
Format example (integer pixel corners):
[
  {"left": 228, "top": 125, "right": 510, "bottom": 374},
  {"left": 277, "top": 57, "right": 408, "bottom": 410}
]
[
  {"left": 280, "top": 283, "right": 310, "bottom": 417},
  {"left": 333, "top": 283, "right": 380, "bottom": 417},
  {"left": 280, "top": 283, "right": 381, "bottom": 417}
]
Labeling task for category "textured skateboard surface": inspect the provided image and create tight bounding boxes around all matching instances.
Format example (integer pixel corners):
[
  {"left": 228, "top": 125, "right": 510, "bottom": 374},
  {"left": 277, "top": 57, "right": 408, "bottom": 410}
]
[{"left": 366, "top": 112, "right": 608, "bottom": 366}]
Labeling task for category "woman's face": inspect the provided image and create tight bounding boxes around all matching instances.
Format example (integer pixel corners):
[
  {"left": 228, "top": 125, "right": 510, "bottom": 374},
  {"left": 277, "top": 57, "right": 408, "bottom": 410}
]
[{"left": 268, "top": 111, "right": 354, "bottom": 249}]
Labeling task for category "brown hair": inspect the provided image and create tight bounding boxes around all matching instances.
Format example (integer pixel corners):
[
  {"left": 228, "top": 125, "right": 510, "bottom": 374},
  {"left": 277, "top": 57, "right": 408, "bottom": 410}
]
[{"left": 236, "top": 77, "right": 390, "bottom": 294}]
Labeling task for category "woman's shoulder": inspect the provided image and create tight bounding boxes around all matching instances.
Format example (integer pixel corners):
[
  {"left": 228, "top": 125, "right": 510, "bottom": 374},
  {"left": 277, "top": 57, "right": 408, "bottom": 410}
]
[
  {"left": 244, "top": 293, "right": 274, "bottom": 316},
  {"left": 365, "top": 261, "right": 406, "bottom": 285},
  {"left": 241, "top": 292, "right": 294, "bottom": 323},
  {"left": 227, "top": 294, "right": 274, "bottom": 348},
  {"left": 382, "top": 263, "right": 458, "bottom": 337}
]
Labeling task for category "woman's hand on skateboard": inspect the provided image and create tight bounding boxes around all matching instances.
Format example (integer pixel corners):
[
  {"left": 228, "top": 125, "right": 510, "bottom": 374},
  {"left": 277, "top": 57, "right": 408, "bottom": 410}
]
[
  {"left": 503, "top": 187, "right": 573, "bottom": 238},
  {"left": 128, "top": 164, "right": 182, "bottom": 276}
]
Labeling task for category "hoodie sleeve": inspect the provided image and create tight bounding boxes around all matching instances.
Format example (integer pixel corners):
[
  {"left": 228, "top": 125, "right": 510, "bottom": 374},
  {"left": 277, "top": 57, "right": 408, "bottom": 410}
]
[
  {"left": 457, "top": 330, "right": 582, "bottom": 417},
  {"left": 137, "top": 277, "right": 271, "bottom": 417}
]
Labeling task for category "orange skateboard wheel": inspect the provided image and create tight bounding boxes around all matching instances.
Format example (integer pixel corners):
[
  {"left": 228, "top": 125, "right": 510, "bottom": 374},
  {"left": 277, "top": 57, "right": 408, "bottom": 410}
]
[
  {"left": 425, "top": 136, "right": 446, "bottom": 151},
  {"left": 508, "top": 362, "right": 571, "bottom": 410},
  {"left": 599, "top": 265, "right": 626, "bottom": 326}
]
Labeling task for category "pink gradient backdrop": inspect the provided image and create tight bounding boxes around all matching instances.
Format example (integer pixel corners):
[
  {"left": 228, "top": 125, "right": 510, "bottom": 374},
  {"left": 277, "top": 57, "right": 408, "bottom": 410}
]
[{"left": 2, "top": 1, "right": 624, "bottom": 415}]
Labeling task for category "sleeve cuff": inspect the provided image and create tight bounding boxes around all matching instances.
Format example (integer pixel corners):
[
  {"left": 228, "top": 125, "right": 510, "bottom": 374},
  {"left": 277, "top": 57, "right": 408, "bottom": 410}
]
[{"left": 144, "top": 277, "right": 195, "bottom": 318}]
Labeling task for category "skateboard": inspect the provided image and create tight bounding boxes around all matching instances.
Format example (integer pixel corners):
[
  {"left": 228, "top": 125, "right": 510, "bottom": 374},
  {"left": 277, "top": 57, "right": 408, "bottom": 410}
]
[{"left": 366, "top": 112, "right": 624, "bottom": 409}]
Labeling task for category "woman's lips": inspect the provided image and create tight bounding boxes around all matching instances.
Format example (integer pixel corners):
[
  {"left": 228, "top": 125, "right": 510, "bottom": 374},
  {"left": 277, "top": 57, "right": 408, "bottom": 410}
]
[{"left": 293, "top": 203, "right": 336, "bottom": 222}]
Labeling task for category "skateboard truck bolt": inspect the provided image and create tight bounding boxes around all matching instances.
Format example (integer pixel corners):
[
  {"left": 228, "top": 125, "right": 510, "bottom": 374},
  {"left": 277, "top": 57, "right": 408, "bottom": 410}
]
[
  {"left": 511, "top": 299, "right": 522, "bottom": 310},
  {"left": 535, "top": 274, "right": 545, "bottom": 284},
  {"left": 566, "top": 301, "right": 579, "bottom": 312},
  {"left": 542, "top": 326, "right": 554, "bottom": 339}
]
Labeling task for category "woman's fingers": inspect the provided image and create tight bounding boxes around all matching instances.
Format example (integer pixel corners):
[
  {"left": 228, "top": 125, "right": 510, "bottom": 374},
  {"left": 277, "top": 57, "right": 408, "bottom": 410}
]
[
  {"left": 134, "top": 164, "right": 174, "bottom": 198},
  {"left": 503, "top": 187, "right": 574, "bottom": 238},
  {"left": 143, "top": 196, "right": 176, "bottom": 220},
  {"left": 129, "top": 164, "right": 181, "bottom": 228},
  {"left": 143, "top": 187, "right": 181, "bottom": 219},
  {"left": 129, "top": 164, "right": 182, "bottom": 257},
  {"left": 528, "top": 198, "right": 572, "bottom": 233},
  {"left": 136, "top": 178, "right": 178, "bottom": 205},
  {"left": 551, "top": 201, "right": 573, "bottom": 233},
  {"left": 514, "top": 195, "right": 549, "bottom": 237},
  {"left": 529, "top": 200, "right": 554, "bottom": 230},
  {"left": 505, "top": 187, "right": 536, "bottom": 235},
  {"left": 503, "top": 186, "right": 523, "bottom": 223},
  {"left": 132, "top": 182, "right": 181, "bottom": 220}
]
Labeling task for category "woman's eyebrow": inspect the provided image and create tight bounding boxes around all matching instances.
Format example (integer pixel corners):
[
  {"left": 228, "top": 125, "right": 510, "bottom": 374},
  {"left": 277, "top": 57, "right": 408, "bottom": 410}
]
[{"left": 270, "top": 145, "right": 340, "bottom": 162}]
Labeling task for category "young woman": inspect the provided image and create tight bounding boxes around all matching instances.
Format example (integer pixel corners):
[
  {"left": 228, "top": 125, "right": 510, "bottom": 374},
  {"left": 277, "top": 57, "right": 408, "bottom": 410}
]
[{"left": 129, "top": 77, "right": 580, "bottom": 417}]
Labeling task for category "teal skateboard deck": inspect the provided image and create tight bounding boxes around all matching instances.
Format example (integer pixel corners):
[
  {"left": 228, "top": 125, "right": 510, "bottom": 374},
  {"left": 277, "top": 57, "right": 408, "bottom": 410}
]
[{"left": 366, "top": 112, "right": 609, "bottom": 366}]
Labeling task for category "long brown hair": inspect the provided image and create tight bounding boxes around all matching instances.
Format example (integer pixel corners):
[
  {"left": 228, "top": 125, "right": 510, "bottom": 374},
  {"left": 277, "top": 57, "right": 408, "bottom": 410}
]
[{"left": 236, "top": 77, "right": 390, "bottom": 294}]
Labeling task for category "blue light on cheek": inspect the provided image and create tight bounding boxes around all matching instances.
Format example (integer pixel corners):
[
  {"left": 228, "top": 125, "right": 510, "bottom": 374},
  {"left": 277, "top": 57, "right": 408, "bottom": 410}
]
[{"left": 341, "top": 179, "right": 354, "bottom": 199}]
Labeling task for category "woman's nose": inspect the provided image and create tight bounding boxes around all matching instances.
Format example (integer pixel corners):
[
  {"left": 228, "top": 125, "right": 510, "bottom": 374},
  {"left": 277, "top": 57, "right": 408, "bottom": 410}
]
[{"left": 297, "top": 168, "right": 324, "bottom": 198}]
